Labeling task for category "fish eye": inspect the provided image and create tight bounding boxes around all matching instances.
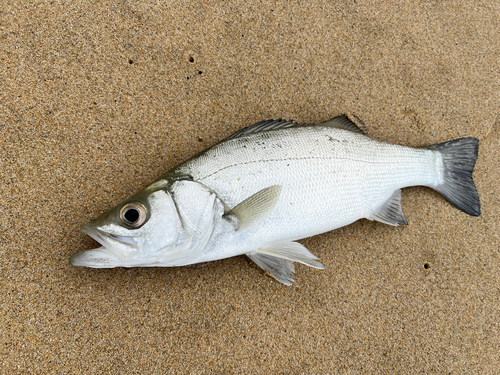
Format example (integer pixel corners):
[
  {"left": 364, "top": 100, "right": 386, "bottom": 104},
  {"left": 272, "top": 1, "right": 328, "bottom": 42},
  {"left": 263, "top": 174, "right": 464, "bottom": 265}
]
[{"left": 119, "top": 202, "right": 147, "bottom": 228}]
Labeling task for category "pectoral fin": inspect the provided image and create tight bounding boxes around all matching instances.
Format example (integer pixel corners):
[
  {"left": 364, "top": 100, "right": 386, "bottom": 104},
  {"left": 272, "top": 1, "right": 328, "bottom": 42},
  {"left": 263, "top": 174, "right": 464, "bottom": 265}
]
[
  {"left": 226, "top": 185, "right": 282, "bottom": 231},
  {"left": 368, "top": 189, "right": 408, "bottom": 226},
  {"left": 247, "top": 241, "right": 324, "bottom": 285}
]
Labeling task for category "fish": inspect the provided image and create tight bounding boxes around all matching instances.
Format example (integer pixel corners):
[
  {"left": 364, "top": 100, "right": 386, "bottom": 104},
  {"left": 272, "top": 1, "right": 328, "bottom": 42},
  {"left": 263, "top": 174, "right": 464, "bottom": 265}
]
[{"left": 70, "top": 115, "right": 480, "bottom": 285}]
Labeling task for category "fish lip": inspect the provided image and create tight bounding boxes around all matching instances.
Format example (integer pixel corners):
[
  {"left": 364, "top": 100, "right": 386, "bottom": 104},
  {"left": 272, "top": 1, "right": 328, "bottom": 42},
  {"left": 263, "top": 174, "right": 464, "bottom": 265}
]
[
  {"left": 69, "top": 246, "right": 118, "bottom": 268},
  {"left": 69, "top": 247, "right": 119, "bottom": 268}
]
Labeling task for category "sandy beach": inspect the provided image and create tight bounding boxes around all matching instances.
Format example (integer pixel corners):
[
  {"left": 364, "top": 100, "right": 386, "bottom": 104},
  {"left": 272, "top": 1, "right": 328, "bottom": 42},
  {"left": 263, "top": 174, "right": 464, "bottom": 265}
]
[{"left": 1, "top": 0, "right": 499, "bottom": 372}]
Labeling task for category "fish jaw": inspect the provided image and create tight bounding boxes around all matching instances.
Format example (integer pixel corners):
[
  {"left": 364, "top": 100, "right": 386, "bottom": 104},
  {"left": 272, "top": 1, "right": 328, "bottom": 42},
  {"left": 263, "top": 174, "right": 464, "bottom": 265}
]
[
  {"left": 72, "top": 223, "right": 140, "bottom": 268},
  {"left": 69, "top": 247, "right": 120, "bottom": 268}
]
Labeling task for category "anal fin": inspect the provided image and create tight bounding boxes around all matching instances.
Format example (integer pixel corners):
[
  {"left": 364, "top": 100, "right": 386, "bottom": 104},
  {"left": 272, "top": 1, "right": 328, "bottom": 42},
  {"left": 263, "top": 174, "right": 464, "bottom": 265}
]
[{"left": 369, "top": 189, "right": 408, "bottom": 226}]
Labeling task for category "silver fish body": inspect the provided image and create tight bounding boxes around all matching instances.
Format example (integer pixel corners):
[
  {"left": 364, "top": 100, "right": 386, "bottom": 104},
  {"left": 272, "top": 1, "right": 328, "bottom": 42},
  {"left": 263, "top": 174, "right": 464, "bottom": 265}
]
[{"left": 71, "top": 116, "right": 480, "bottom": 285}]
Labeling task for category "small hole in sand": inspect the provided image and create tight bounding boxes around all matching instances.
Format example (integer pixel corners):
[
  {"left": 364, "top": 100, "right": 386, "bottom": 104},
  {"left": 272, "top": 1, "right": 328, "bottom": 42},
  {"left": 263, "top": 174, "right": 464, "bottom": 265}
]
[
  {"left": 129, "top": 59, "right": 133, "bottom": 64},
  {"left": 188, "top": 56, "right": 194, "bottom": 63},
  {"left": 424, "top": 263, "right": 430, "bottom": 269},
  {"left": 198, "top": 137, "right": 203, "bottom": 142}
]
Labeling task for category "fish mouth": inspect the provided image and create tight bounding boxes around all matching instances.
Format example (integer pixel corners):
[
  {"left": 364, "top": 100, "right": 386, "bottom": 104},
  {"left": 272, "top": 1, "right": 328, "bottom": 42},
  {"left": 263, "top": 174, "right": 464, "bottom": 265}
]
[
  {"left": 71, "top": 224, "right": 138, "bottom": 268},
  {"left": 82, "top": 224, "right": 138, "bottom": 248}
]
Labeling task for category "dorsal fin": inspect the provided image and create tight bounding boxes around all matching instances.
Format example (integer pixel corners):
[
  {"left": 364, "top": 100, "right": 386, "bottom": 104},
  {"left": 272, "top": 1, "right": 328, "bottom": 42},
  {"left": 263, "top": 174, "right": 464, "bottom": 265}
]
[
  {"left": 223, "top": 119, "right": 305, "bottom": 141},
  {"left": 222, "top": 115, "right": 366, "bottom": 142},
  {"left": 317, "top": 115, "right": 365, "bottom": 134}
]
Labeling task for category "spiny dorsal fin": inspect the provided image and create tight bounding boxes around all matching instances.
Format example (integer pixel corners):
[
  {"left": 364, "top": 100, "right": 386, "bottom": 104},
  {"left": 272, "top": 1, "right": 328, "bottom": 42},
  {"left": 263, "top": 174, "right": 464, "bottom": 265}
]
[
  {"left": 223, "top": 119, "right": 305, "bottom": 141},
  {"left": 246, "top": 253, "right": 295, "bottom": 286},
  {"left": 368, "top": 189, "right": 408, "bottom": 226},
  {"left": 318, "top": 115, "right": 366, "bottom": 134},
  {"left": 223, "top": 115, "right": 367, "bottom": 142},
  {"left": 226, "top": 185, "right": 282, "bottom": 231}
]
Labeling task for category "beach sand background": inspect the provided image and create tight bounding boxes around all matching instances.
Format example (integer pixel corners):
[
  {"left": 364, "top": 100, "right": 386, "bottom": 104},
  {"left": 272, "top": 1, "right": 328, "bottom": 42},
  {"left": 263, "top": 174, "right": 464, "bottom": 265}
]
[{"left": 1, "top": 0, "right": 499, "bottom": 373}]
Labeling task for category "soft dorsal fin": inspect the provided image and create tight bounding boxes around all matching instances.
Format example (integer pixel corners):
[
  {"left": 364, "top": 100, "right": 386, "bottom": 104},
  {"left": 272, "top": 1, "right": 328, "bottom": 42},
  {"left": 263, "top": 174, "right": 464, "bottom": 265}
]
[
  {"left": 317, "top": 115, "right": 365, "bottom": 134},
  {"left": 223, "top": 119, "right": 304, "bottom": 141},
  {"left": 225, "top": 185, "right": 282, "bottom": 231},
  {"left": 223, "top": 115, "right": 366, "bottom": 142},
  {"left": 368, "top": 189, "right": 408, "bottom": 226}
]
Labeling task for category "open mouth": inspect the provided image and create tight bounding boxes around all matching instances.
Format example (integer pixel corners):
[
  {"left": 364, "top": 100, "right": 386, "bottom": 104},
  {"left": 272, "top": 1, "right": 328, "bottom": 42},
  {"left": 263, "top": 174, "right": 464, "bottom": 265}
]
[{"left": 70, "top": 225, "right": 137, "bottom": 268}]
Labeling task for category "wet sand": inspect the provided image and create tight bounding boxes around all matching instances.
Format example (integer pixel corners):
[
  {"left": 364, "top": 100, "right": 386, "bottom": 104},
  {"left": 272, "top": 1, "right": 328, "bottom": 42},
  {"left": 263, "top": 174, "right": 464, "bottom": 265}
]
[{"left": 1, "top": 1, "right": 499, "bottom": 373}]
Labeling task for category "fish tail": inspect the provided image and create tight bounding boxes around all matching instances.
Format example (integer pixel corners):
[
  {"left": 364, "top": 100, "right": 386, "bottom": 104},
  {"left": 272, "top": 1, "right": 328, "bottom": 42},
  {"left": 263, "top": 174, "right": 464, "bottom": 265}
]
[{"left": 427, "top": 137, "right": 481, "bottom": 216}]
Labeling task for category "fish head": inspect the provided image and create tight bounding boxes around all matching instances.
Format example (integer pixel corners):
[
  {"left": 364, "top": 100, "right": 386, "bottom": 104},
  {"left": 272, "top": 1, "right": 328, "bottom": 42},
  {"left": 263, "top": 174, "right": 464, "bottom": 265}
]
[{"left": 71, "top": 178, "right": 223, "bottom": 268}]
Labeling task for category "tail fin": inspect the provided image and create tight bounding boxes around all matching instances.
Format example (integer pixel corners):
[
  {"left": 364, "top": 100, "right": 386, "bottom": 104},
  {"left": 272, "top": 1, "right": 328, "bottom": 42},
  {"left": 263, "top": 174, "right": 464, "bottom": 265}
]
[{"left": 428, "top": 137, "right": 481, "bottom": 216}]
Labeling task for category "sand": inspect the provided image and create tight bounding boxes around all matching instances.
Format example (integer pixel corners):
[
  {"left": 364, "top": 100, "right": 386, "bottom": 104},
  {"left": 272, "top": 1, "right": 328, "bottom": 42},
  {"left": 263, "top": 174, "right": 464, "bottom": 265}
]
[{"left": 1, "top": 0, "right": 499, "bottom": 373}]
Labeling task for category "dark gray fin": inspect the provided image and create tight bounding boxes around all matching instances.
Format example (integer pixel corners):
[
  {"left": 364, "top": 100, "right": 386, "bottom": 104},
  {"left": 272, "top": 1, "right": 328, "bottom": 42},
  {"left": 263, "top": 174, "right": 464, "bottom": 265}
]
[
  {"left": 225, "top": 185, "right": 282, "bottom": 230},
  {"left": 317, "top": 115, "right": 365, "bottom": 134},
  {"left": 427, "top": 138, "right": 481, "bottom": 216},
  {"left": 223, "top": 119, "right": 304, "bottom": 141},
  {"left": 368, "top": 189, "right": 408, "bottom": 226},
  {"left": 247, "top": 253, "right": 295, "bottom": 286},
  {"left": 256, "top": 241, "right": 325, "bottom": 269},
  {"left": 222, "top": 115, "right": 366, "bottom": 142}
]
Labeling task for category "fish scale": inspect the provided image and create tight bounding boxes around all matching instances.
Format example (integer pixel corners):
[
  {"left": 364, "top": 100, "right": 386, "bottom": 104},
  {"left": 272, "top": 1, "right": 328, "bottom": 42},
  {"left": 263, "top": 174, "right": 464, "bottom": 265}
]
[{"left": 72, "top": 116, "right": 480, "bottom": 285}]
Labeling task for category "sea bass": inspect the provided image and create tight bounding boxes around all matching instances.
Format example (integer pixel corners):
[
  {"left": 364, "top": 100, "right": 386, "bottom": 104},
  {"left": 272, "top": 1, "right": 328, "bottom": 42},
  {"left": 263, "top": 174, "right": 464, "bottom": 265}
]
[{"left": 70, "top": 116, "right": 480, "bottom": 285}]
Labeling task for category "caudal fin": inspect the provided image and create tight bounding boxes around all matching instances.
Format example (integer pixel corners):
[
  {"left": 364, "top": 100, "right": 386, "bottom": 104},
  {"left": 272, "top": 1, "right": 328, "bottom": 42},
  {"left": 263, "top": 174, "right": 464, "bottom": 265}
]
[{"left": 428, "top": 137, "right": 481, "bottom": 216}]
